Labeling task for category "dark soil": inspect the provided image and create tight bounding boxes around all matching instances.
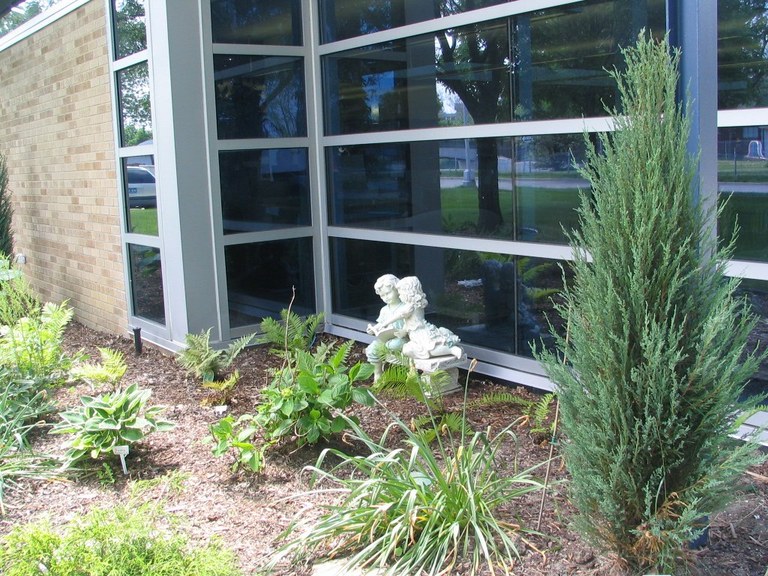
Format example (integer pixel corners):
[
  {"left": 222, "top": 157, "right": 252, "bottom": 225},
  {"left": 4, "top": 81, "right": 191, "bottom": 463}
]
[{"left": 1, "top": 322, "right": 767, "bottom": 575}]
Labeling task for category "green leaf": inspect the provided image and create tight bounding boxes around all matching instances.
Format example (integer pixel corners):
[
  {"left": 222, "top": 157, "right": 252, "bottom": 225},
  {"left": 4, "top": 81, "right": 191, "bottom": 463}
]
[
  {"left": 120, "top": 428, "right": 144, "bottom": 443},
  {"left": 352, "top": 387, "right": 375, "bottom": 406}
]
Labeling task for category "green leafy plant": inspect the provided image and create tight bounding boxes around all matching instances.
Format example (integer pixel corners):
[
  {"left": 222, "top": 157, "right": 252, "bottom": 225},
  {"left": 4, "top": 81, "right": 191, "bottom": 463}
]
[
  {"left": 69, "top": 347, "right": 128, "bottom": 389},
  {"left": 0, "top": 300, "right": 75, "bottom": 385},
  {"left": 0, "top": 255, "right": 38, "bottom": 328},
  {"left": 177, "top": 328, "right": 256, "bottom": 382},
  {"left": 256, "top": 339, "right": 375, "bottom": 447},
  {"left": 257, "top": 308, "right": 324, "bottom": 357},
  {"left": 207, "top": 414, "right": 272, "bottom": 473},
  {"left": 50, "top": 382, "right": 175, "bottom": 465},
  {"left": 270, "top": 365, "right": 547, "bottom": 576},
  {"left": 535, "top": 33, "right": 767, "bottom": 572},
  {"left": 0, "top": 371, "right": 59, "bottom": 512},
  {"left": 0, "top": 501, "right": 243, "bottom": 575}
]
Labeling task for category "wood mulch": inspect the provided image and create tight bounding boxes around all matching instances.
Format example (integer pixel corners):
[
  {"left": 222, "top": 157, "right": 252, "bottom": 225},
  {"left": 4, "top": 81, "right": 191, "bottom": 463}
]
[{"left": 1, "top": 321, "right": 766, "bottom": 575}]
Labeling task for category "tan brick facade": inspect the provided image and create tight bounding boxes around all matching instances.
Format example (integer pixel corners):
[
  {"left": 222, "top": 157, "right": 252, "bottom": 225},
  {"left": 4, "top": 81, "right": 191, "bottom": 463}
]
[{"left": 0, "top": 1, "right": 127, "bottom": 336}]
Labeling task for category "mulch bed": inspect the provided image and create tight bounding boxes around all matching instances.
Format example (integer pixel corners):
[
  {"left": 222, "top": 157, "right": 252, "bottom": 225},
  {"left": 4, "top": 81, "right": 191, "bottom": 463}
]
[{"left": 1, "top": 321, "right": 766, "bottom": 575}]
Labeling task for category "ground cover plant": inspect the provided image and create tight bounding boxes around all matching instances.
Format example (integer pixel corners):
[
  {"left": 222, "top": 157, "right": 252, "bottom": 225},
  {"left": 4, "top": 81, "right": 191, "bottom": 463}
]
[
  {"left": 0, "top": 500, "right": 242, "bottom": 576},
  {"left": 536, "top": 32, "right": 768, "bottom": 573}
]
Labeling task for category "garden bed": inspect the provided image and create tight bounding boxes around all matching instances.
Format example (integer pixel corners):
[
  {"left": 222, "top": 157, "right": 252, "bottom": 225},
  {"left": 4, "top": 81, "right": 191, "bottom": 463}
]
[{"left": 1, "top": 321, "right": 766, "bottom": 575}]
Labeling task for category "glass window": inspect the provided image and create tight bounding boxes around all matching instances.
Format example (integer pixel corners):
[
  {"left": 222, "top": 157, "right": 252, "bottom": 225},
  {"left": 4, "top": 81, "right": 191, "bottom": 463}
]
[
  {"left": 330, "top": 238, "right": 567, "bottom": 357},
  {"left": 319, "top": 0, "right": 509, "bottom": 44},
  {"left": 718, "top": 1, "right": 768, "bottom": 109},
  {"left": 326, "top": 135, "right": 587, "bottom": 242},
  {"left": 225, "top": 238, "right": 315, "bottom": 328},
  {"left": 211, "top": 0, "right": 302, "bottom": 46},
  {"left": 322, "top": 0, "right": 665, "bottom": 135},
  {"left": 122, "top": 158, "right": 158, "bottom": 235},
  {"left": 219, "top": 148, "right": 311, "bottom": 234},
  {"left": 128, "top": 244, "right": 165, "bottom": 325},
  {"left": 214, "top": 55, "right": 306, "bottom": 139},
  {"left": 736, "top": 279, "right": 768, "bottom": 400},
  {"left": 117, "top": 62, "right": 153, "bottom": 147},
  {"left": 113, "top": 0, "right": 147, "bottom": 59},
  {"left": 323, "top": 20, "right": 511, "bottom": 135},
  {"left": 718, "top": 126, "right": 768, "bottom": 262}
]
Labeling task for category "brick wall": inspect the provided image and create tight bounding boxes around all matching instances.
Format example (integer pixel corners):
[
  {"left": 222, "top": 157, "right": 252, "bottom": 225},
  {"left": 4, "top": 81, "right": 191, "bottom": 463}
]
[{"left": 0, "top": 0, "right": 127, "bottom": 336}]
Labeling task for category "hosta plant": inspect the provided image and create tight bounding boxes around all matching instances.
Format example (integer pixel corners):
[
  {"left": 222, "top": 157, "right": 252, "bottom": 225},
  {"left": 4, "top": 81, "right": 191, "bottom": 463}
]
[
  {"left": 256, "top": 339, "right": 374, "bottom": 447},
  {"left": 51, "top": 382, "right": 175, "bottom": 465}
]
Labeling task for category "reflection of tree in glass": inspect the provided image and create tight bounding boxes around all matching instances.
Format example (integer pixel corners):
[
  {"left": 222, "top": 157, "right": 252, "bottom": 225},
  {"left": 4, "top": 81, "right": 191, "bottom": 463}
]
[
  {"left": 718, "top": 0, "right": 768, "bottom": 109},
  {"left": 0, "top": 0, "right": 58, "bottom": 37},
  {"left": 119, "top": 62, "right": 152, "bottom": 145},
  {"left": 436, "top": 20, "right": 510, "bottom": 231},
  {"left": 215, "top": 56, "right": 304, "bottom": 138},
  {"left": 210, "top": 0, "right": 301, "bottom": 45},
  {"left": 114, "top": 0, "right": 146, "bottom": 59}
]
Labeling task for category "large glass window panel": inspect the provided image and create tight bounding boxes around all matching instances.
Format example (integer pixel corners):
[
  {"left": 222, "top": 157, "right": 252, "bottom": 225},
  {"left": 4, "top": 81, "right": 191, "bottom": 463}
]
[
  {"left": 117, "top": 62, "right": 153, "bottom": 147},
  {"left": 219, "top": 148, "right": 311, "bottom": 234},
  {"left": 113, "top": 0, "right": 147, "bottom": 59},
  {"left": 319, "top": 0, "right": 509, "bottom": 44},
  {"left": 214, "top": 55, "right": 306, "bottom": 139},
  {"left": 211, "top": 0, "right": 302, "bottom": 45},
  {"left": 736, "top": 279, "right": 768, "bottom": 399},
  {"left": 513, "top": 0, "right": 664, "bottom": 121},
  {"left": 323, "top": 20, "right": 511, "bottom": 135},
  {"left": 330, "top": 238, "right": 567, "bottom": 357},
  {"left": 718, "top": 1, "right": 768, "bottom": 109},
  {"left": 225, "top": 238, "right": 315, "bottom": 327},
  {"left": 128, "top": 244, "right": 165, "bottom": 325},
  {"left": 326, "top": 135, "right": 587, "bottom": 241},
  {"left": 718, "top": 126, "right": 768, "bottom": 262},
  {"left": 122, "top": 158, "right": 157, "bottom": 235},
  {"left": 322, "top": 0, "right": 664, "bottom": 134}
]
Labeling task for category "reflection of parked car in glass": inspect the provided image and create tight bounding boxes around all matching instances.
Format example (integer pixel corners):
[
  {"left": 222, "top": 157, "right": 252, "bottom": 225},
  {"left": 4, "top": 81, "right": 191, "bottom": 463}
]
[{"left": 126, "top": 166, "right": 156, "bottom": 208}]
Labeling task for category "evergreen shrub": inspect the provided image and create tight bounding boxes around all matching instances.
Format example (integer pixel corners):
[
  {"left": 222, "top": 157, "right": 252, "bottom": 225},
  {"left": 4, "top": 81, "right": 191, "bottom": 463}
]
[{"left": 536, "top": 32, "right": 766, "bottom": 573}]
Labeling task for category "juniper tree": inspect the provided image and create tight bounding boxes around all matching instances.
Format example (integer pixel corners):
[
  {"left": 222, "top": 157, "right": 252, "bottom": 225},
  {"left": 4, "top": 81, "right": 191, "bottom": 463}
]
[
  {"left": 536, "top": 33, "right": 766, "bottom": 573},
  {"left": 0, "top": 151, "right": 13, "bottom": 257}
]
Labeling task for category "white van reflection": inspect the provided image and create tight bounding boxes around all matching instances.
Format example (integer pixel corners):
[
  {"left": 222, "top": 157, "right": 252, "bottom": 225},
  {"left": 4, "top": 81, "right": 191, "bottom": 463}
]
[{"left": 126, "top": 166, "right": 156, "bottom": 208}]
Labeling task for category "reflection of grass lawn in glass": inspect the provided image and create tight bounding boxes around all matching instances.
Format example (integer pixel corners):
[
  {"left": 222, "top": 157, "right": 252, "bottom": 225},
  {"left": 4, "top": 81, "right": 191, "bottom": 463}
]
[
  {"left": 440, "top": 185, "right": 581, "bottom": 242},
  {"left": 719, "top": 193, "right": 768, "bottom": 261},
  {"left": 129, "top": 208, "right": 159, "bottom": 236},
  {"left": 718, "top": 159, "right": 768, "bottom": 183}
]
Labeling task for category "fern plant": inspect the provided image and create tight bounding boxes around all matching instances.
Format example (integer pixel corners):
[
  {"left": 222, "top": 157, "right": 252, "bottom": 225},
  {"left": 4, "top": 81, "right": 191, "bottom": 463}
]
[
  {"left": 257, "top": 309, "right": 323, "bottom": 358},
  {"left": 177, "top": 328, "right": 255, "bottom": 383},
  {"left": 0, "top": 301, "right": 75, "bottom": 385},
  {"left": 373, "top": 350, "right": 465, "bottom": 442},
  {"left": 70, "top": 347, "right": 127, "bottom": 390}
]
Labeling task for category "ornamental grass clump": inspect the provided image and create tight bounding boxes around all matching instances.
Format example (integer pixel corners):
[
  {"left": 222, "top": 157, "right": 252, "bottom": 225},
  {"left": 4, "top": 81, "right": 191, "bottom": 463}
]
[
  {"left": 535, "top": 32, "right": 767, "bottom": 573},
  {"left": 270, "top": 363, "right": 547, "bottom": 576}
]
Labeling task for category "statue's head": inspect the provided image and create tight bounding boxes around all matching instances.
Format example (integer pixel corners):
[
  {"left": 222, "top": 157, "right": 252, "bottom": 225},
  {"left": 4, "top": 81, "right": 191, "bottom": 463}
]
[
  {"left": 374, "top": 274, "right": 399, "bottom": 296},
  {"left": 395, "top": 276, "right": 428, "bottom": 308}
]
